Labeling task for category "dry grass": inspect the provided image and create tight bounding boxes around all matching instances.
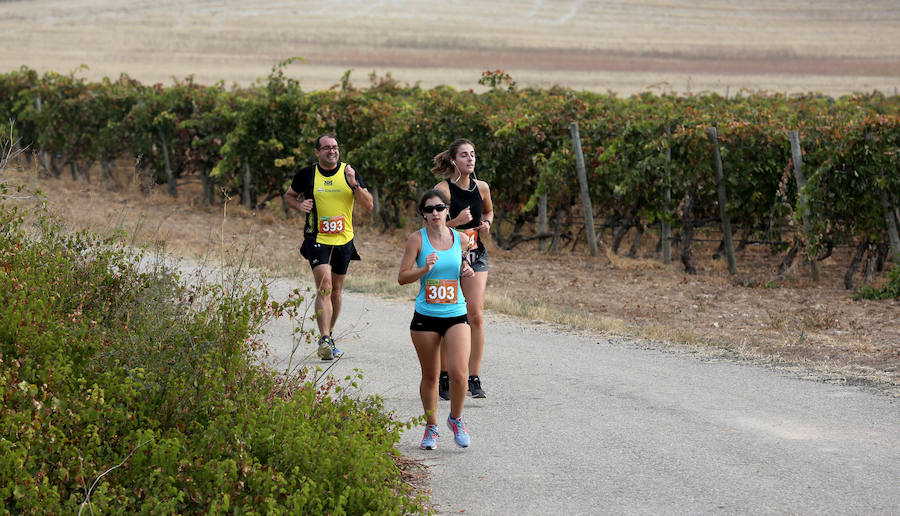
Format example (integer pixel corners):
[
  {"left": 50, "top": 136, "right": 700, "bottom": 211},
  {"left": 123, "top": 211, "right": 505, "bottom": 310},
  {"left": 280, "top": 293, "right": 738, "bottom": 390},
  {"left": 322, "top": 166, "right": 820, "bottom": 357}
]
[{"left": 486, "top": 291, "right": 628, "bottom": 335}]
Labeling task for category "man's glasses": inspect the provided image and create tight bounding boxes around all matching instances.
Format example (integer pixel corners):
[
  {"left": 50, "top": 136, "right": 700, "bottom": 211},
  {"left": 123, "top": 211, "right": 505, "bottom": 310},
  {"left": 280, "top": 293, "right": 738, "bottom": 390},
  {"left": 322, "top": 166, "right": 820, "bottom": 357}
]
[
  {"left": 319, "top": 145, "right": 339, "bottom": 151},
  {"left": 422, "top": 204, "right": 448, "bottom": 214}
]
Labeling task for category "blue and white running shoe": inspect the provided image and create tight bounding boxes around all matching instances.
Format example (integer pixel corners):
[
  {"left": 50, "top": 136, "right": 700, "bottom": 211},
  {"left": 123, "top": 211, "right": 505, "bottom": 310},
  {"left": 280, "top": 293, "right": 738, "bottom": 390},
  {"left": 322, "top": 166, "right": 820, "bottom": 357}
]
[
  {"left": 446, "top": 415, "right": 470, "bottom": 448},
  {"left": 420, "top": 424, "right": 439, "bottom": 450}
]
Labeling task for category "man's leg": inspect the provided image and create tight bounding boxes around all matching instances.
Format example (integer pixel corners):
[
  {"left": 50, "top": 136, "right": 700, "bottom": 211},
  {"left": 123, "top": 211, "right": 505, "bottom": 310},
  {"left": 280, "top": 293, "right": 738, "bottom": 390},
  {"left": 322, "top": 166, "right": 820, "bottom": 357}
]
[
  {"left": 312, "top": 264, "right": 333, "bottom": 337},
  {"left": 330, "top": 272, "right": 346, "bottom": 332}
]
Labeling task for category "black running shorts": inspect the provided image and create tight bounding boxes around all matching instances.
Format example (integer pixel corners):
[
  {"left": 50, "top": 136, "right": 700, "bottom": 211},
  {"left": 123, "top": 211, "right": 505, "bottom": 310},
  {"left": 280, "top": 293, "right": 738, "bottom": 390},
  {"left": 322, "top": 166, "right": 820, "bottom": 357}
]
[
  {"left": 300, "top": 238, "right": 360, "bottom": 275},
  {"left": 409, "top": 312, "right": 469, "bottom": 336}
]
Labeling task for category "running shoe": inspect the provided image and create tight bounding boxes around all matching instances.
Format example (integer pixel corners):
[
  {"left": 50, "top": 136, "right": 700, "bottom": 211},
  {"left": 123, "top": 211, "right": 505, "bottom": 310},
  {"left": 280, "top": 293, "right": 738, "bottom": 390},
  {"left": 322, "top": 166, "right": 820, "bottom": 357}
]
[
  {"left": 328, "top": 336, "right": 343, "bottom": 359},
  {"left": 316, "top": 336, "right": 334, "bottom": 360},
  {"left": 420, "top": 424, "right": 439, "bottom": 450},
  {"left": 468, "top": 375, "right": 486, "bottom": 398},
  {"left": 446, "top": 415, "right": 470, "bottom": 447},
  {"left": 438, "top": 371, "right": 450, "bottom": 401}
]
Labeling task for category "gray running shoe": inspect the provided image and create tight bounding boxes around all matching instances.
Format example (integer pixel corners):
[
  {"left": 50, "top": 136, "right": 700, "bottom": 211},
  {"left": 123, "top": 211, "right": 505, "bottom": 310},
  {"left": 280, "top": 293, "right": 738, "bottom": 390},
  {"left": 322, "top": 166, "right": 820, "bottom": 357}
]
[{"left": 317, "top": 336, "right": 334, "bottom": 360}]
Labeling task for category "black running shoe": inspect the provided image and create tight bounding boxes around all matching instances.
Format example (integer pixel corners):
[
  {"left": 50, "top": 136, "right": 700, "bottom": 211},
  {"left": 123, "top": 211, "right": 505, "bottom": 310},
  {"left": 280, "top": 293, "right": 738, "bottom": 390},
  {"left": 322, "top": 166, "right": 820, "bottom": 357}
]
[
  {"left": 438, "top": 371, "right": 450, "bottom": 401},
  {"left": 468, "top": 375, "right": 486, "bottom": 398}
]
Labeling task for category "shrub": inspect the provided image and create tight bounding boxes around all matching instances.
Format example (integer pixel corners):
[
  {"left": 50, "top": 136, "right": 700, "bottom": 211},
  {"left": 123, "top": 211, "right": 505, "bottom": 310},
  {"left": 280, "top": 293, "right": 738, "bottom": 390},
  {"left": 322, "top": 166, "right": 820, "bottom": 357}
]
[
  {"left": 0, "top": 185, "right": 426, "bottom": 513},
  {"left": 853, "top": 262, "right": 900, "bottom": 300}
]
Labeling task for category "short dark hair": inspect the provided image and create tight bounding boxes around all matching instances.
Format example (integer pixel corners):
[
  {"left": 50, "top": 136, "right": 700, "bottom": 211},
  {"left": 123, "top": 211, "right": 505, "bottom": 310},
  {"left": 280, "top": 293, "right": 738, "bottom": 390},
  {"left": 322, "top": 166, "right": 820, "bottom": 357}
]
[
  {"left": 418, "top": 189, "right": 450, "bottom": 214},
  {"left": 315, "top": 134, "right": 337, "bottom": 149}
]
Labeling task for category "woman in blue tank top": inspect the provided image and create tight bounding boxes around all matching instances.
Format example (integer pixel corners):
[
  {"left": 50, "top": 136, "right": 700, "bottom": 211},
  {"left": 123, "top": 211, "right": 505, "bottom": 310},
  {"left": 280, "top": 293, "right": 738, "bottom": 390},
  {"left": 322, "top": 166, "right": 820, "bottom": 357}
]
[{"left": 398, "top": 189, "right": 475, "bottom": 449}]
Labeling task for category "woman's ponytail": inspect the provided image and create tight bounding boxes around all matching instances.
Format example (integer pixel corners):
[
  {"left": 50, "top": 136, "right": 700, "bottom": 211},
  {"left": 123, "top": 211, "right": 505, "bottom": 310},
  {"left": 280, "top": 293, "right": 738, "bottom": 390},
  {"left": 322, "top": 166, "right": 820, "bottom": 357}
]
[{"left": 431, "top": 150, "right": 453, "bottom": 178}]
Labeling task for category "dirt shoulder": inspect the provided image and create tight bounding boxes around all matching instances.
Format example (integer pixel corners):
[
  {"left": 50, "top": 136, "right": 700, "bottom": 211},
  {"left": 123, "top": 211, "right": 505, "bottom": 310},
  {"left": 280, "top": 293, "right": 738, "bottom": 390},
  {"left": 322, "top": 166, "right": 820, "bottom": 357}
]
[{"left": 6, "top": 170, "right": 899, "bottom": 396}]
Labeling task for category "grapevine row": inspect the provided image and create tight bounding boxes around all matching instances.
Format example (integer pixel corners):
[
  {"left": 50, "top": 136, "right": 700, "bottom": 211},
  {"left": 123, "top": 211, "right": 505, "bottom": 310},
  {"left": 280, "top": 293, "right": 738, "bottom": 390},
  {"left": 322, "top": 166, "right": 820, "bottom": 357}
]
[{"left": 1, "top": 65, "right": 897, "bottom": 283}]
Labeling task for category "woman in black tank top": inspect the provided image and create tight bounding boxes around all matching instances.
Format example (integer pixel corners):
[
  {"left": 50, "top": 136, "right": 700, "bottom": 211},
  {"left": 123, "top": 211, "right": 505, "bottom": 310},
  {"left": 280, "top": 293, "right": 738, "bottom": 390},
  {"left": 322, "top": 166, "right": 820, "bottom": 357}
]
[{"left": 431, "top": 138, "right": 494, "bottom": 399}]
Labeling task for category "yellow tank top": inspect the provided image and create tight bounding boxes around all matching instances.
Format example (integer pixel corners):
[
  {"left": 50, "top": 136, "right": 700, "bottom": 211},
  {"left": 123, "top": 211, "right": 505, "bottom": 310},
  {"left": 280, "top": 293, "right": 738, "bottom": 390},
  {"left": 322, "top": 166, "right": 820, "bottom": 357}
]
[{"left": 311, "top": 163, "right": 355, "bottom": 246}]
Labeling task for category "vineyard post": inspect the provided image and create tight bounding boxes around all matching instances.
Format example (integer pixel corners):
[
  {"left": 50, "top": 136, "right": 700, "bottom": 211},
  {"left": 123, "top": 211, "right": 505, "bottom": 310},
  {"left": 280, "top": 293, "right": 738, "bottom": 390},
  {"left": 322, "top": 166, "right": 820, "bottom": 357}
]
[
  {"left": 569, "top": 122, "right": 598, "bottom": 256},
  {"left": 34, "top": 95, "right": 49, "bottom": 173},
  {"left": 538, "top": 194, "right": 548, "bottom": 251},
  {"left": 661, "top": 127, "right": 672, "bottom": 265},
  {"left": 707, "top": 127, "right": 737, "bottom": 274},
  {"left": 49, "top": 153, "right": 61, "bottom": 177},
  {"left": 896, "top": 206, "right": 900, "bottom": 236},
  {"left": 788, "top": 130, "right": 819, "bottom": 281},
  {"left": 242, "top": 158, "right": 252, "bottom": 208},
  {"left": 157, "top": 126, "right": 176, "bottom": 197},
  {"left": 867, "top": 128, "right": 900, "bottom": 263},
  {"left": 680, "top": 189, "right": 696, "bottom": 274},
  {"left": 100, "top": 159, "right": 112, "bottom": 182},
  {"left": 880, "top": 175, "right": 900, "bottom": 263}
]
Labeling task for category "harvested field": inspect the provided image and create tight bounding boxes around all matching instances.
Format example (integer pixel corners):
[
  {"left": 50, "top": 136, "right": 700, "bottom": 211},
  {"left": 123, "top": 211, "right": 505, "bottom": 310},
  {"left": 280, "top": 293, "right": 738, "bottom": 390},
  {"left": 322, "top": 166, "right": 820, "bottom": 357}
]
[{"left": 1, "top": 0, "right": 898, "bottom": 94}]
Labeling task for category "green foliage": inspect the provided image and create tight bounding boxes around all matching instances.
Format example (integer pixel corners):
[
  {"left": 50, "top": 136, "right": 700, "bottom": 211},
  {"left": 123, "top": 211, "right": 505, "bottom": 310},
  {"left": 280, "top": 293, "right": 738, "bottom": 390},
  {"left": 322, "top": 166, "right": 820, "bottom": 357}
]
[
  {"left": 1, "top": 66, "right": 899, "bottom": 256},
  {"left": 853, "top": 263, "right": 900, "bottom": 300},
  {"left": 214, "top": 60, "right": 309, "bottom": 204},
  {"left": 0, "top": 189, "right": 425, "bottom": 513}
]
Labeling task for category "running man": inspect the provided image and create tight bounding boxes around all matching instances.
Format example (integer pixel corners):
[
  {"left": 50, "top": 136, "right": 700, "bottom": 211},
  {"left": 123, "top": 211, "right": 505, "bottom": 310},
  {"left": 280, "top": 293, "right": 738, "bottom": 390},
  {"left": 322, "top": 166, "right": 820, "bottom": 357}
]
[{"left": 284, "top": 134, "right": 373, "bottom": 359}]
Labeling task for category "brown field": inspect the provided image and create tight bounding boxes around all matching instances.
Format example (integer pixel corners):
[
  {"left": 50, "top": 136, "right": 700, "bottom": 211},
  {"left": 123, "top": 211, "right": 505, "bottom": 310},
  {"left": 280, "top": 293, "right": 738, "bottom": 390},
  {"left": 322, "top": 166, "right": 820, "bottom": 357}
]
[
  {"left": 4, "top": 164, "right": 898, "bottom": 396},
  {"left": 1, "top": 0, "right": 899, "bottom": 95}
]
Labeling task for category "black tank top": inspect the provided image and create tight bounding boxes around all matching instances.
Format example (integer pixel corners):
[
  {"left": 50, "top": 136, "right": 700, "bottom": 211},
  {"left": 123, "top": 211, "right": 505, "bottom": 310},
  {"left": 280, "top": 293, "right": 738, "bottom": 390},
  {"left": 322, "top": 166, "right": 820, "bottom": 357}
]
[
  {"left": 447, "top": 178, "right": 485, "bottom": 252},
  {"left": 447, "top": 178, "right": 483, "bottom": 230}
]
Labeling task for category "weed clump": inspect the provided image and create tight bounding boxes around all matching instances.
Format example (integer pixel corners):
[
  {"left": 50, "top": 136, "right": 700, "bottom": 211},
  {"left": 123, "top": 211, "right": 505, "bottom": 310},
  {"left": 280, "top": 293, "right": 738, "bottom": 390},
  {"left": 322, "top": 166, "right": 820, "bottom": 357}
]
[
  {"left": 853, "top": 263, "right": 900, "bottom": 300},
  {"left": 0, "top": 186, "right": 425, "bottom": 513}
]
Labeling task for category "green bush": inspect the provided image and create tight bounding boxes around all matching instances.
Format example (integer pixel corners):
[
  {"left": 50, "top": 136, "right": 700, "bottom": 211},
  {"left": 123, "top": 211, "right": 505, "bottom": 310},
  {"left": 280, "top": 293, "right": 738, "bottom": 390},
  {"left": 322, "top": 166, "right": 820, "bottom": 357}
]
[
  {"left": 0, "top": 185, "right": 426, "bottom": 514},
  {"left": 853, "top": 262, "right": 900, "bottom": 300}
]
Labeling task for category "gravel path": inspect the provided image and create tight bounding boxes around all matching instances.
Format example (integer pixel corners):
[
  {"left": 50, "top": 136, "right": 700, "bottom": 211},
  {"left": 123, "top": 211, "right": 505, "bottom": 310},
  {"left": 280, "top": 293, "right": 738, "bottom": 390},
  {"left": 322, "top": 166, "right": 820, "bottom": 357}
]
[{"left": 257, "top": 278, "right": 900, "bottom": 515}]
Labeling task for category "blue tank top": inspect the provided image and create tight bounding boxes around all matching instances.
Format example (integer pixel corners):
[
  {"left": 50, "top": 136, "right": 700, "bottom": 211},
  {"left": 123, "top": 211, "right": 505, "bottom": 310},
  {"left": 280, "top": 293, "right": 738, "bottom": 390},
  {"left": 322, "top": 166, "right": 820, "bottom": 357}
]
[{"left": 414, "top": 227, "right": 468, "bottom": 317}]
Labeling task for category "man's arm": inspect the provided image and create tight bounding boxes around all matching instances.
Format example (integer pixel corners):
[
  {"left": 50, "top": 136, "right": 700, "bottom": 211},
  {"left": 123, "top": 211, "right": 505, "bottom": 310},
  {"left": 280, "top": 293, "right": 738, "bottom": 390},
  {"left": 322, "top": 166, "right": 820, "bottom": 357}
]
[
  {"left": 284, "top": 187, "right": 313, "bottom": 213},
  {"left": 346, "top": 165, "right": 374, "bottom": 211}
]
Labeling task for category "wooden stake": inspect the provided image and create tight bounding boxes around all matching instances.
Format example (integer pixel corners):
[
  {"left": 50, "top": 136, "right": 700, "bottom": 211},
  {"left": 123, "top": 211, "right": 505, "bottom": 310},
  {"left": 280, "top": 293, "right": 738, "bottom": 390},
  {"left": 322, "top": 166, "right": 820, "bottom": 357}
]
[
  {"left": 569, "top": 122, "right": 598, "bottom": 256},
  {"left": 661, "top": 127, "right": 672, "bottom": 265},
  {"left": 788, "top": 130, "right": 819, "bottom": 281},
  {"left": 708, "top": 127, "right": 737, "bottom": 274},
  {"left": 880, "top": 183, "right": 900, "bottom": 263},
  {"left": 538, "top": 193, "right": 548, "bottom": 252},
  {"left": 158, "top": 126, "right": 176, "bottom": 197},
  {"left": 242, "top": 158, "right": 252, "bottom": 208}
]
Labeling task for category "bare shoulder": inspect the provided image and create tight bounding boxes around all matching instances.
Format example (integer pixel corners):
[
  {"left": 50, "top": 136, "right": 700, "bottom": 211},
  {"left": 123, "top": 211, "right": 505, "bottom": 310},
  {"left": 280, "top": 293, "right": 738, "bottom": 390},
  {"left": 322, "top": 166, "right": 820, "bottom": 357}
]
[
  {"left": 433, "top": 180, "right": 450, "bottom": 193},
  {"left": 476, "top": 179, "right": 491, "bottom": 194},
  {"left": 406, "top": 230, "right": 423, "bottom": 247}
]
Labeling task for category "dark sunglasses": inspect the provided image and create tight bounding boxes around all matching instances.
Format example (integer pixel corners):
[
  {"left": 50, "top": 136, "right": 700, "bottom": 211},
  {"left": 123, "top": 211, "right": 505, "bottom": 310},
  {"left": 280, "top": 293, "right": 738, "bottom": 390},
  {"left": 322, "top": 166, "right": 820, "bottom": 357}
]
[{"left": 422, "top": 204, "right": 448, "bottom": 214}]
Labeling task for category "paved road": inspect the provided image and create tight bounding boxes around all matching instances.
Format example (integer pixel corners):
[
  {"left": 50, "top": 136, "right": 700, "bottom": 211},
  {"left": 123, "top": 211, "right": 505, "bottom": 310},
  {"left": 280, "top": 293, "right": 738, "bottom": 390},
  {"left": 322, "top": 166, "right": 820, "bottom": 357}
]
[{"left": 261, "top": 281, "right": 900, "bottom": 515}]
